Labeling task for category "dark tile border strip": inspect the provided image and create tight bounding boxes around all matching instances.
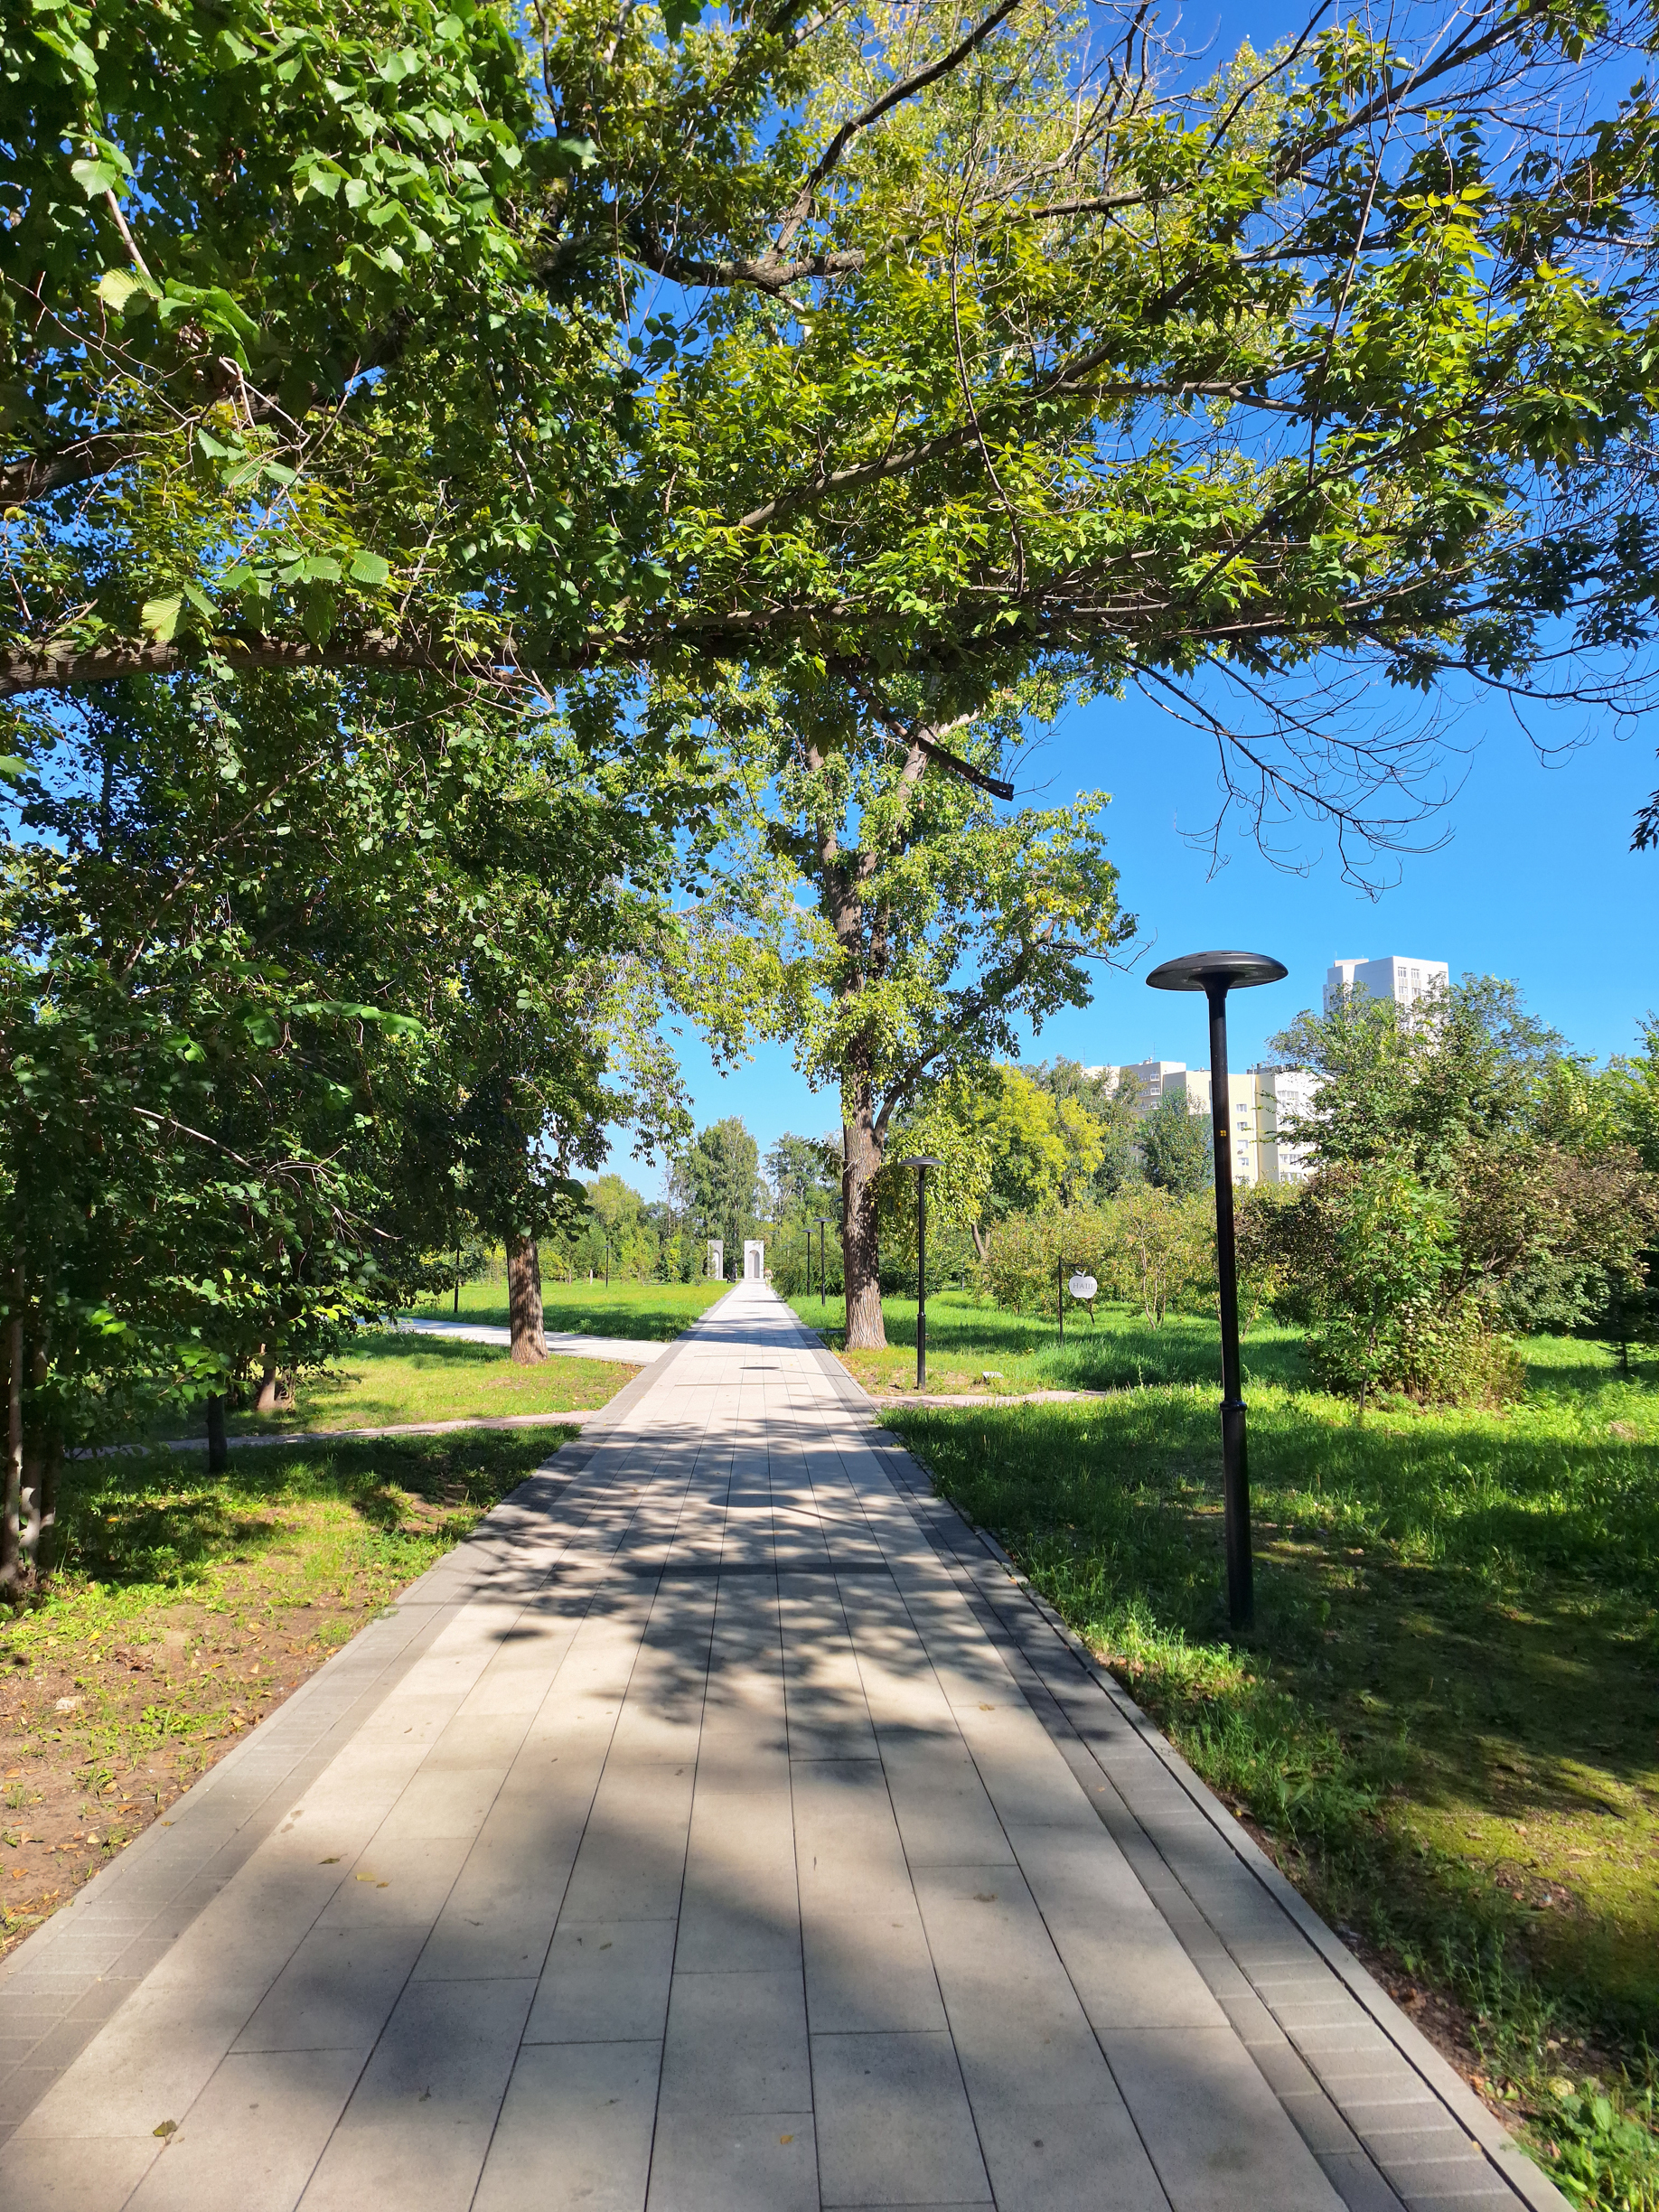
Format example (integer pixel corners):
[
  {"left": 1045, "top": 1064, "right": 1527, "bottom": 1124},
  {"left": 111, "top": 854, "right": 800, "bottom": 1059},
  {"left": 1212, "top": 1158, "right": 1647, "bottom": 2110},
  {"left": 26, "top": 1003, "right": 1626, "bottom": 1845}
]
[{"left": 778, "top": 1303, "right": 1567, "bottom": 2212}]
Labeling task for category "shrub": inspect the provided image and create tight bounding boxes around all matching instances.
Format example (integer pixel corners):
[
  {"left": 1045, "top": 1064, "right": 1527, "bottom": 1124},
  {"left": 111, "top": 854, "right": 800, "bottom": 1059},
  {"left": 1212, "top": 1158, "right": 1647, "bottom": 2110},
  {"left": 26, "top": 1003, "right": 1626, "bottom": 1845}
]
[{"left": 981, "top": 1193, "right": 1214, "bottom": 1327}]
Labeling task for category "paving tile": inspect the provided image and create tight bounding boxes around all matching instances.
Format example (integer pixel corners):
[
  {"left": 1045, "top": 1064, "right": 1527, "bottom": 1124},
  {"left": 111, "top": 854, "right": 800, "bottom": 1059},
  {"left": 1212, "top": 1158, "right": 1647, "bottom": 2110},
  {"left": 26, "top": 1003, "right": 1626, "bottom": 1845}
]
[
  {"left": 231, "top": 1922, "right": 425, "bottom": 2054},
  {"left": 473, "top": 2040, "right": 661, "bottom": 2212},
  {"left": 526, "top": 1918, "right": 678, "bottom": 2044},
  {"left": 558, "top": 1758, "right": 698, "bottom": 1922},
  {"left": 126, "top": 2047, "right": 363, "bottom": 2212},
  {"left": 1104, "top": 2027, "right": 1345, "bottom": 2211},
  {"left": 1005, "top": 1823, "right": 1225, "bottom": 2034},
  {"left": 647, "top": 2109, "right": 818, "bottom": 2212},
  {"left": 912, "top": 1863, "right": 1115, "bottom": 2112},
  {"left": 792, "top": 1758, "right": 914, "bottom": 1918},
  {"left": 972, "top": 2097, "right": 1169, "bottom": 2210},
  {"left": 411, "top": 1788, "right": 591, "bottom": 1982},
  {"left": 675, "top": 1768, "right": 800, "bottom": 1973},
  {"left": 802, "top": 1907, "right": 948, "bottom": 2034},
  {"left": 311, "top": 1833, "right": 471, "bottom": 1928},
  {"left": 660, "top": 1966, "right": 811, "bottom": 2114},
  {"left": 1317, "top": 2151, "right": 1410, "bottom": 2212},
  {"left": 811, "top": 2029, "right": 992, "bottom": 2207},
  {"left": 0, "top": 2063, "right": 59, "bottom": 2124},
  {"left": 0, "top": 2132, "right": 161, "bottom": 2208},
  {"left": 295, "top": 1976, "right": 535, "bottom": 2211}
]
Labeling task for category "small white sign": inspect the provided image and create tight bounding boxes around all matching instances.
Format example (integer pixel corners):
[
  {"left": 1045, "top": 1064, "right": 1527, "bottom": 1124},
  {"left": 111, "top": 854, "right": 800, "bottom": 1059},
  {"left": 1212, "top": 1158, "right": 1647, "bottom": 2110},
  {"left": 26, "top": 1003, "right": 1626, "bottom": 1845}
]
[{"left": 1068, "top": 1272, "right": 1098, "bottom": 1300}]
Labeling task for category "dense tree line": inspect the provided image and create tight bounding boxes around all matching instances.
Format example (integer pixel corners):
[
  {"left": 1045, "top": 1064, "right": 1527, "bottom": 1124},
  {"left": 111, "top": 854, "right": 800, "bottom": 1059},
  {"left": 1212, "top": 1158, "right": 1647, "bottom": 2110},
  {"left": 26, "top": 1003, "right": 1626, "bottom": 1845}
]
[{"left": 0, "top": 672, "right": 692, "bottom": 1585}]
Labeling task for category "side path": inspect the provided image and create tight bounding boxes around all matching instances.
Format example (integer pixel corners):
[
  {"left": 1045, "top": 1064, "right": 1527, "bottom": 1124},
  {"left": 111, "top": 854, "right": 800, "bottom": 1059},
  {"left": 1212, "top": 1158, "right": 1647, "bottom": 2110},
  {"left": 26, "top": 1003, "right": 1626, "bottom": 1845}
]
[{"left": 0, "top": 1285, "right": 1566, "bottom": 2212}]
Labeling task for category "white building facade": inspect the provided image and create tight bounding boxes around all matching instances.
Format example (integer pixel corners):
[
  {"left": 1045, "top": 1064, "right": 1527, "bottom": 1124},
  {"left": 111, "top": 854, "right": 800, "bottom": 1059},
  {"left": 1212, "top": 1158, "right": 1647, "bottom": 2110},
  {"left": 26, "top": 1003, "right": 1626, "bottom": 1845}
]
[{"left": 1325, "top": 953, "right": 1449, "bottom": 1018}]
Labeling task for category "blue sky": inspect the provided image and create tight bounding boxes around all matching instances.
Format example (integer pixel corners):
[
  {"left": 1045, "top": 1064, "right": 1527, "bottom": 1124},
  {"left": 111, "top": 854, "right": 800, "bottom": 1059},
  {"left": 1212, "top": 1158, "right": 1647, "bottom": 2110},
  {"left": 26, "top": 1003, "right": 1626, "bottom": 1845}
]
[{"left": 621, "top": 690, "right": 1656, "bottom": 1196}]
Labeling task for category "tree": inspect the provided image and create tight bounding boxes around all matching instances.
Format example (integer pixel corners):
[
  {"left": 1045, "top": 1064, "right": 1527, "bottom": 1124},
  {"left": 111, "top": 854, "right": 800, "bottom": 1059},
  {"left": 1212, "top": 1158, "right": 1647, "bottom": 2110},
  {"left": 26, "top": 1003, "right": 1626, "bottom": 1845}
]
[
  {"left": 1298, "top": 1158, "right": 1473, "bottom": 1416},
  {"left": 1139, "top": 1092, "right": 1214, "bottom": 1196},
  {"left": 1108, "top": 1186, "right": 1214, "bottom": 1328},
  {"left": 0, "top": 663, "right": 688, "bottom": 1577},
  {"left": 1604, "top": 1016, "right": 1659, "bottom": 1174},
  {"left": 680, "top": 1119, "right": 761, "bottom": 1270},
  {"left": 885, "top": 1064, "right": 1110, "bottom": 1270},
  {"left": 1267, "top": 979, "right": 1659, "bottom": 1349},
  {"left": 689, "top": 678, "right": 1129, "bottom": 1346},
  {"left": 13, "top": 3, "right": 1659, "bottom": 862},
  {"left": 1029, "top": 1060, "right": 1143, "bottom": 1199}
]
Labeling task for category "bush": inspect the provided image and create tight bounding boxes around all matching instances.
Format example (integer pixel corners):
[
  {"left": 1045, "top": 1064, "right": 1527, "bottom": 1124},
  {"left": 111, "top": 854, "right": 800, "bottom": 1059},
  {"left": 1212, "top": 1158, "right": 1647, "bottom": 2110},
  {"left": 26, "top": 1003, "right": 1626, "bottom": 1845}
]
[
  {"left": 1259, "top": 1158, "right": 1524, "bottom": 1411},
  {"left": 982, "top": 1206, "right": 1112, "bottom": 1314},
  {"left": 980, "top": 1193, "right": 1214, "bottom": 1326},
  {"left": 1310, "top": 1289, "right": 1524, "bottom": 1408}
]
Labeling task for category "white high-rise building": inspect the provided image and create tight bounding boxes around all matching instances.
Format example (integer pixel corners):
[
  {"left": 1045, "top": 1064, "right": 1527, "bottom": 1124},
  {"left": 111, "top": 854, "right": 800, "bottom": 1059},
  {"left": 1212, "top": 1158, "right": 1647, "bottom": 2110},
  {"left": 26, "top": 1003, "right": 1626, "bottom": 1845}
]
[{"left": 1325, "top": 954, "right": 1449, "bottom": 1017}]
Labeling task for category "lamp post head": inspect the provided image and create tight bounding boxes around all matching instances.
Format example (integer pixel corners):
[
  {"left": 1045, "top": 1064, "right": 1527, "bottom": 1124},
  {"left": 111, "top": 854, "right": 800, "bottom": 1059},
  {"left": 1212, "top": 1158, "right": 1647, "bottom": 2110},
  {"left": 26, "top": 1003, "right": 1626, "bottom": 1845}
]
[
  {"left": 1146, "top": 950, "right": 1287, "bottom": 997},
  {"left": 897, "top": 1155, "right": 942, "bottom": 1171}
]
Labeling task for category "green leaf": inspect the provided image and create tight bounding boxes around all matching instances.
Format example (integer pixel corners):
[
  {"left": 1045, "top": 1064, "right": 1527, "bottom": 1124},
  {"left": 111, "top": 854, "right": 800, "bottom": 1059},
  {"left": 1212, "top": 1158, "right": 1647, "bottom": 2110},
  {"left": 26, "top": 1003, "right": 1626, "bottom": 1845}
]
[
  {"left": 660, "top": 0, "right": 702, "bottom": 37},
  {"left": 347, "top": 551, "right": 390, "bottom": 586},
  {"left": 0, "top": 755, "right": 30, "bottom": 786},
  {"left": 70, "top": 157, "right": 123, "bottom": 200},
  {"left": 95, "top": 267, "right": 160, "bottom": 314},
  {"left": 547, "top": 135, "right": 599, "bottom": 176},
  {"left": 139, "top": 595, "right": 184, "bottom": 644}
]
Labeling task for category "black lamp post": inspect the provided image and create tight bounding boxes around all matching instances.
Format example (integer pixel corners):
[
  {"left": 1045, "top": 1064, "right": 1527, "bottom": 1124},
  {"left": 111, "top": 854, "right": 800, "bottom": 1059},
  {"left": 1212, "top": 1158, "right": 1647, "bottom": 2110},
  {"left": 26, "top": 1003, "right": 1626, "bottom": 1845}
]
[
  {"left": 815, "top": 1217, "right": 830, "bottom": 1308},
  {"left": 1147, "top": 949, "right": 1288, "bottom": 1633},
  {"left": 897, "top": 1157, "right": 941, "bottom": 1389}
]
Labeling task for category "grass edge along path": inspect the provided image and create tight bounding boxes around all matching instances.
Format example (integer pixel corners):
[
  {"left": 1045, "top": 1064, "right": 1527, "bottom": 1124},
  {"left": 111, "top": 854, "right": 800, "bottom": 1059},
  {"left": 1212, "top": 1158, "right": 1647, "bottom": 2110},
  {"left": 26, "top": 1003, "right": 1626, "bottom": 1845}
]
[
  {"left": 0, "top": 1426, "right": 577, "bottom": 1963},
  {"left": 877, "top": 1335, "right": 1659, "bottom": 2212}
]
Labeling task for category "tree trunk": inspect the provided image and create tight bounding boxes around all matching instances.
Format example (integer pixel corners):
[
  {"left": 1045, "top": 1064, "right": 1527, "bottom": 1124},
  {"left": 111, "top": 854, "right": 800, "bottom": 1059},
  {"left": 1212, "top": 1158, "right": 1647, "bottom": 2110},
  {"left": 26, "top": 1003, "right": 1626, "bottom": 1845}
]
[
  {"left": 842, "top": 1092, "right": 886, "bottom": 1350},
  {"left": 507, "top": 1234, "right": 548, "bottom": 1364},
  {"left": 206, "top": 1392, "right": 229, "bottom": 1474},
  {"left": 18, "top": 1323, "right": 50, "bottom": 1579},
  {"left": 970, "top": 1221, "right": 989, "bottom": 1265},
  {"left": 254, "top": 1349, "right": 281, "bottom": 1415},
  {"left": 1, "top": 1299, "right": 21, "bottom": 1598}
]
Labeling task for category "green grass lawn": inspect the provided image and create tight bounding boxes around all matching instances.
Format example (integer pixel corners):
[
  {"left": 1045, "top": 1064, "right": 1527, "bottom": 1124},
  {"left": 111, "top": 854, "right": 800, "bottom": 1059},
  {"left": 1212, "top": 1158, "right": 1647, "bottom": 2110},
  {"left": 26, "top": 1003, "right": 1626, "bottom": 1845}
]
[
  {"left": 403, "top": 1276, "right": 729, "bottom": 1341},
  {"left": 1, "top": 1429, "right": 571, "bottom": 1954},
  {"left": 792, "top": 1287, "right": 1308, "bottom": 1394},
  {"left": 879, "top": 1317, "right": 1659, "bottom": 2205},
  {"left": 171, "top": 1335, "right": 636, "bottom": 1446}
]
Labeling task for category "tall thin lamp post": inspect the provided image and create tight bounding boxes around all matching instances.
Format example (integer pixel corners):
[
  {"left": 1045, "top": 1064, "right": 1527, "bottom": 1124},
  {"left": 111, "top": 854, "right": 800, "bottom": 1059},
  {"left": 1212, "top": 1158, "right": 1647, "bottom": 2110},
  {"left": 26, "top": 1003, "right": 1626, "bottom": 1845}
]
[
  {"left": 815, "top": 1217, "right": 830, "bottom": 1308},
  {"left": 1147, "top": 950, "right": 1288, "bottom": 1633},
  {"left": 897, "top": 1158, "right": 941, "bottom": 1390}
]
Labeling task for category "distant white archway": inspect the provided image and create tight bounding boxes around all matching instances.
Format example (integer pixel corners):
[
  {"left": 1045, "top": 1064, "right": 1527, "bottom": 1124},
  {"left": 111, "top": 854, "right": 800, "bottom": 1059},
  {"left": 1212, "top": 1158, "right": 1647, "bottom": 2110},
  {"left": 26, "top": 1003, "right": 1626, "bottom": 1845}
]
[{"left": 744, "top": 1240, "right": 765, "bottom": 1282}]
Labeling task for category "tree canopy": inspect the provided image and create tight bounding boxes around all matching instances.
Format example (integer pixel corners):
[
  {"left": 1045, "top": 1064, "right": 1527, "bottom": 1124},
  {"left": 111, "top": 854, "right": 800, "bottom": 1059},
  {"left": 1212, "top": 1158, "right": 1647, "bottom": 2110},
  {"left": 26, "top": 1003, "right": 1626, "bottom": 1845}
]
[{"left": 10, "top": 0, "right": 1659, "bottom": 853}]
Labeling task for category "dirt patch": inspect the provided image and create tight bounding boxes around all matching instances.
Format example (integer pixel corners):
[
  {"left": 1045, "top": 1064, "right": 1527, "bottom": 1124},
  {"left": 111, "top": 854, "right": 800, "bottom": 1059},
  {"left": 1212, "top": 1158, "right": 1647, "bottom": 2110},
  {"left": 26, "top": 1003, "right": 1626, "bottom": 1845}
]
[
  {"left": 0, "top": 1425, "right": 576, "bottom": 1960},
  {"left": 0, "top": 1592, "right": 376, "bottom": 1954}
]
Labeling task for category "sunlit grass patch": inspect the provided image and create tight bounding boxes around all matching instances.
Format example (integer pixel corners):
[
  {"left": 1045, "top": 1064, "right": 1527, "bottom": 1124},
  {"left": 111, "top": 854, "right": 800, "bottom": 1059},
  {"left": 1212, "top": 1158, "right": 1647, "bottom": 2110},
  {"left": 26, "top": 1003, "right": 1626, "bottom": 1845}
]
[
  {"left": 220, "top": 1334, "right": 635, "bottom": 1439},
  {"left": 796, "top": 1289, "right": 1308, "bottom": 1396}
]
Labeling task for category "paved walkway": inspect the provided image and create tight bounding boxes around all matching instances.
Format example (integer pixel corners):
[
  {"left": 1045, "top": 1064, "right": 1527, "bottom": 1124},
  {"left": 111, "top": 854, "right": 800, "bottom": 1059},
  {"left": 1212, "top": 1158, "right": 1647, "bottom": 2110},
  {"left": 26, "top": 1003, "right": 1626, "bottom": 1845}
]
[
  {"left": 396, "top": 1318, "right": 663, "bottom": 1364},
  {"left": 0, "top": 1286, "right": 1564, "bottom": 2212}
]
